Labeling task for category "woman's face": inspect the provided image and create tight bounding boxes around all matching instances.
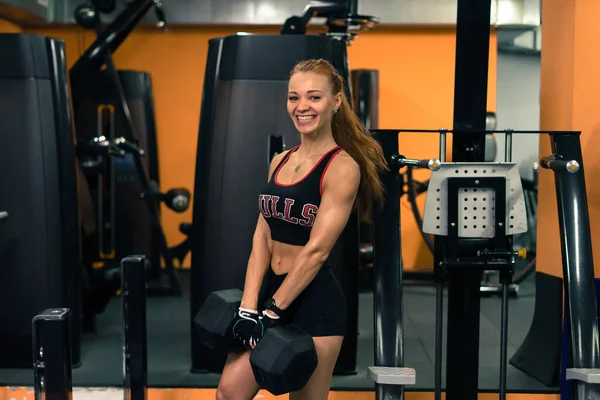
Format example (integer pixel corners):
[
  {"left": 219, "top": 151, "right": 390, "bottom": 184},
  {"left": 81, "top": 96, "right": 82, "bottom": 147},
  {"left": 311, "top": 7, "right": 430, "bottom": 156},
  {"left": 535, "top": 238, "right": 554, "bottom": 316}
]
[{"left": 287, "top": 71, "right": 341, "bottom": 136}]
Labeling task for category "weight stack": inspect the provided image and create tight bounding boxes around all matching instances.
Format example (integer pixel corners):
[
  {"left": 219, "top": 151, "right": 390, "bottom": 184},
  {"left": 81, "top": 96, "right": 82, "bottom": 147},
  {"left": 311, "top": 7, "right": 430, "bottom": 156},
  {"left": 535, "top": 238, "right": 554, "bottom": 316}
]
[
  {"left": 190, "top": 33, "right": 359, "bottom": 376},
  {"left": 0, "top": 33, "right": 82, "bottom": 368}
]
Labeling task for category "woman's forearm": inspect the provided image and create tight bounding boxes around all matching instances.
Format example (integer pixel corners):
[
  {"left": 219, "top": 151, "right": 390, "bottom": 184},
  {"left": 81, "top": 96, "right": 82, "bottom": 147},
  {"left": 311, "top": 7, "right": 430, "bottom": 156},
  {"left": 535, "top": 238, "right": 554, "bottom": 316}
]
[
  {"left": 240, "top": 233, "right": 272, "bottom": 310},
  {"left": 271, "top": 247, "right": 327, "bottom": 311}
]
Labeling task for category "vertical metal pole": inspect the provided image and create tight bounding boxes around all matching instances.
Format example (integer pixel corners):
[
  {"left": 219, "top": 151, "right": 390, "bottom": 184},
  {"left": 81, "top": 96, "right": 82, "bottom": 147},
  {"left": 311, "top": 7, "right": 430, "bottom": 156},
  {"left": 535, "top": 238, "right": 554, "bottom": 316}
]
[
  {"left": 372, "top": 131, "right": 405, "bottom": 400},
  {"left": 122, "top": 255, "right": 149, "bottom": 400},
  {"left": 499, "top": 270, "right": 510, "bottom": 400},
  {"left": 500, "top": 132, "right": 513, "bottom": 400},
  {"left": 434, "top": 275, "right": 444, "bottom": 400},
  {"left": 32, "top": 308, "right": 73, "bottom": 400},
  {"left": 446, "top": 0, "right": 492, "bottom": 399},
  {"left": 505, "top": 130, "right": 513, "bottom": 162},
  {"left": 550, "top": 133, "right": 600, "bottom": 385},
  {"left": 439, "top": 129, "right": 447, "bottom": 162}
]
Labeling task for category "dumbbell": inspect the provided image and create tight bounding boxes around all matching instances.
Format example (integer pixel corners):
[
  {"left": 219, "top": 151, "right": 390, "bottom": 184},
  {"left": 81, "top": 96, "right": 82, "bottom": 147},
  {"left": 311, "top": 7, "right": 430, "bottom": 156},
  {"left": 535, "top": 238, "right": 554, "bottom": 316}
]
[
  {"left": 194, "top": 289, "right": 319, "bottom": 395},
  {"left": 194, "top": 289, "right": 245, "bottom": 354}
]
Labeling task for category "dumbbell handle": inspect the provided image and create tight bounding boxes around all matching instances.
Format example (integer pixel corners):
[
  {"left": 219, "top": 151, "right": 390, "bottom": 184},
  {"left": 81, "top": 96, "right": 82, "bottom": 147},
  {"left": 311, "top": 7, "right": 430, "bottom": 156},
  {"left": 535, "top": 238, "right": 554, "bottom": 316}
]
[
  {"left": 540, "top": 156, "right": 579, "bottom": 173},
  {"left": 0, "top": 211, "right": 7, "bottom": 221},
  {"left": 392, "top": 154, "right": 441, "bottom": 171}
]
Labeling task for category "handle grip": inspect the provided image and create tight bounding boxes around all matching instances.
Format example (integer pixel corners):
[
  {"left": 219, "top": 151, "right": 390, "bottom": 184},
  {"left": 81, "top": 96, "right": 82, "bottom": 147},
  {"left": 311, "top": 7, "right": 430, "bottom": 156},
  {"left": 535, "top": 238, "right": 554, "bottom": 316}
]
[
  {"left": 392, "top": 154, "right": 441, "bottom": 171},
  {"left": 540, "top": 156, "right": 579, "bottom": 173}
]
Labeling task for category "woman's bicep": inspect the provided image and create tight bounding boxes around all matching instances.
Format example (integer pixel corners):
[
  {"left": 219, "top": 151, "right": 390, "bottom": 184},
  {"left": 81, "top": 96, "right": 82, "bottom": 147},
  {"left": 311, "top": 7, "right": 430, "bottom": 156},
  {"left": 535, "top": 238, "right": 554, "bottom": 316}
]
[{"left": 305, "top": 155, "right": 360, "bottom": 256}]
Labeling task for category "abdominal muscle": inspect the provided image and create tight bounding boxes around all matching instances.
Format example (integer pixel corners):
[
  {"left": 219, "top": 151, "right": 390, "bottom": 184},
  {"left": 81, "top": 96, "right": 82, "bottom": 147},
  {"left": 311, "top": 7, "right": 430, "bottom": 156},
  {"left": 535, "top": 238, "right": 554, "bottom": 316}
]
[{"left": 269, "top": 240, "right": 303, "bottom": 275}]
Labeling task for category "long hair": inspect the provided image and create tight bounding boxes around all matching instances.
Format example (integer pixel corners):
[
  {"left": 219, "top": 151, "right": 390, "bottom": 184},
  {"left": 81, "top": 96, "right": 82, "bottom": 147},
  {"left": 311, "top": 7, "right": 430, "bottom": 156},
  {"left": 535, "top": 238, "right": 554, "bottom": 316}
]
[{"left": 290, "top": 59, "right": 389, "bottom": 221}]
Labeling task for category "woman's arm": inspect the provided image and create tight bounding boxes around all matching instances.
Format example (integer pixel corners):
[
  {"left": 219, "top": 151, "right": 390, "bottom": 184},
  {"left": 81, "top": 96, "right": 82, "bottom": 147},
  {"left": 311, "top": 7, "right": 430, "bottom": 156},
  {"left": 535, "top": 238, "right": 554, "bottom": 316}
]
[
  {"left": 270, "top": 152, "right": 361, "bottom": 311},
  {"left": 239, "top": 214, "right": 272, "bottom": 310},
  {"left": 239, "top": 152, "right": 288, "bottom": 310}
]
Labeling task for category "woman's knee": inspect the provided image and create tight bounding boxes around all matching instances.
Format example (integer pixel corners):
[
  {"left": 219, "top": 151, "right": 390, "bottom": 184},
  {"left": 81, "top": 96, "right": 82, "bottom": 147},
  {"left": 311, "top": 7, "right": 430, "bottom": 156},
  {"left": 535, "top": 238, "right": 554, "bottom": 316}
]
[
  {"left": 216, "top": 351, "right": 259, "bottom": 400},
  {"left": 216, "top": 380, "right": 257, "bottom": 400},
  {"left": 215, "top": 384, "right": 236, "bottom": 400}
]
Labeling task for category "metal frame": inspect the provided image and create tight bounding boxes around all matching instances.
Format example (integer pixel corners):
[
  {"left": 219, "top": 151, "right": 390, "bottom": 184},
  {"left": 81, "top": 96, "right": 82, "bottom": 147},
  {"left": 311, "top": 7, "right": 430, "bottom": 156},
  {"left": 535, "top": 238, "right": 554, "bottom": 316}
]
[
  {"left": 32, "top": 309, "right": 73, "bottom": 400},
  {"left": 122, "top": 256, "right": 149, "bottom": 400},
  {"left": 371, "top": 127, "right": 600, "bottom": 400}
]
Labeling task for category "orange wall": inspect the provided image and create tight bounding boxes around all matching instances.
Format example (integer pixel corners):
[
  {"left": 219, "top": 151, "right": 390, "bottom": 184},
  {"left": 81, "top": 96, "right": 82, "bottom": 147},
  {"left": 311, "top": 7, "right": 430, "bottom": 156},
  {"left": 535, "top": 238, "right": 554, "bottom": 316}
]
[
  {"left": 537, "top": 0, "right": 600, "bottom": 277},
  {"left": 13, "top": 24, "right": 496, "bottom": 270}
]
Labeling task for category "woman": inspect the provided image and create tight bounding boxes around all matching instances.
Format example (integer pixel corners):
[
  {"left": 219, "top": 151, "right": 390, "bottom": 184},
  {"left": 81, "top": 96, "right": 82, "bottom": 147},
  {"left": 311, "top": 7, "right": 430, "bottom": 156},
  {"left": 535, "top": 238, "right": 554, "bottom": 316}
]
[{"left": 215, "top": 58, "right": 388, "bottom": 400}]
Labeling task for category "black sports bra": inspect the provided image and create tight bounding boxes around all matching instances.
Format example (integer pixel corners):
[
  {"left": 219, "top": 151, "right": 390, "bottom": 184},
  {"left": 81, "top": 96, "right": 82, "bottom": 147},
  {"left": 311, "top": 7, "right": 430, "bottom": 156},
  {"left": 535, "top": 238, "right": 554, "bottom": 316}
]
[{"left": 258, "top": 145, "right": 343, "bottom": 246}]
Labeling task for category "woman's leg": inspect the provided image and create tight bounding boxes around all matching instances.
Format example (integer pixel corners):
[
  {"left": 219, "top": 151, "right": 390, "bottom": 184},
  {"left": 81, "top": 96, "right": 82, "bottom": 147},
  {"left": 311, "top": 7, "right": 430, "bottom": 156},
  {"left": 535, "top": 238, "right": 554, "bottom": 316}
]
[
  {"left": 290, "top": 335, "right": 344, "bottom": 400},
  {"left": 216, "top": 350, "right": 261, "bottom": 400}
]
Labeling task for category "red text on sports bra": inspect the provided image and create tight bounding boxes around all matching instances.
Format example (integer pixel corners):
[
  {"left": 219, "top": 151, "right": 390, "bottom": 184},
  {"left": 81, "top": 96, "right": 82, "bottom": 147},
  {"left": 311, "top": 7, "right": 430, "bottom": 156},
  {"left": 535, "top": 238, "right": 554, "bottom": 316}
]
[{"left": 258, "top": 194, "right": 318, "bottom": 227}]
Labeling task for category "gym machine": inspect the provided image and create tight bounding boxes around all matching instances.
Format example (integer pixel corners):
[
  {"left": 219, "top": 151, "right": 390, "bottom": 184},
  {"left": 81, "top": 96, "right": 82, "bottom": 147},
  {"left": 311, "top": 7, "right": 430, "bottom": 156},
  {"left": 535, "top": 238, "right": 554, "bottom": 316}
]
[
  {"left": 365, "top": 1, "right": 599, "bottom": 399},
  {"left": 32, "top": 255, "right": 149, "bottom": 400},
  {"left": 69, "top": 0, "right": 191, "bottom": 312},
  {"left": 190, "top": 0, "right": 377, "bottom": 376},
  {"left": 0, "top": 33, "right": 83, "bottom": 368},
  {"left": 370, "top": 126, "right": 599, "bottom": 399}
]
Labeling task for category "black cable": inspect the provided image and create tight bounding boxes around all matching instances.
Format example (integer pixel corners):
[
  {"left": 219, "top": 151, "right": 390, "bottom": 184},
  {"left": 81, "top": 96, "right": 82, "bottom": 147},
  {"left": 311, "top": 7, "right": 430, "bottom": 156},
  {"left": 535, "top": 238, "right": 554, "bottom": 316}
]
[{"left": 512, "top": 257, "right": 536, "bottom": 285}]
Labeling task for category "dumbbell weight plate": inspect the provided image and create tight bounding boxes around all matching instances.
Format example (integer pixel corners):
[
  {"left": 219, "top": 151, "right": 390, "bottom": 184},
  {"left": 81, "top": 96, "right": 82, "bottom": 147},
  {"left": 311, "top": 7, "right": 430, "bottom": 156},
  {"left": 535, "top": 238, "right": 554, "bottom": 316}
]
[
  {"left": 194, "top": 289, "right": 245, "bottom": 354},
  {"left": 249, "top": 325, "right": 318, "bottom": 395}
]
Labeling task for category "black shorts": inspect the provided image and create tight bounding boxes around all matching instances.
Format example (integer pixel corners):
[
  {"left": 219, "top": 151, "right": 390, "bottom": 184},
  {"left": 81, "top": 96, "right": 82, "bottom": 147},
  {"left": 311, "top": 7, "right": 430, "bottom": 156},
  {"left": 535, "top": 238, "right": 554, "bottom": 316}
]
[{"left": 257, "top": 264, "right": 346, "bottom": 337}]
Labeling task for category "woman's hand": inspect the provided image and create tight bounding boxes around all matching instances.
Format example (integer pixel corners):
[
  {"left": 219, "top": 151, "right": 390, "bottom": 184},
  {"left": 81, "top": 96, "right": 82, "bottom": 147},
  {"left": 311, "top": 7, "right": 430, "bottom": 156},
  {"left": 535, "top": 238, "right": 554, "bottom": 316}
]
[
  {"left": 232, "top": 308, "right": 260, "bottom": 349},
  {"left": 249, "top": 310, "right": 281, "bottom": 349}
]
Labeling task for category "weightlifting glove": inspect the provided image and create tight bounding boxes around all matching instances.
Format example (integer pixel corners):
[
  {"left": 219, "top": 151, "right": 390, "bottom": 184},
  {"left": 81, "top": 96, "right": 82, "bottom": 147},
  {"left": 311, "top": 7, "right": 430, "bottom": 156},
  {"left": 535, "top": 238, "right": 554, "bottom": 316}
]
[
  {"left": 249, "top": 310, "right": 281, "bottom": 348},
  {"left": 232, "top": 308, "right": 260, "bottom": 349}
]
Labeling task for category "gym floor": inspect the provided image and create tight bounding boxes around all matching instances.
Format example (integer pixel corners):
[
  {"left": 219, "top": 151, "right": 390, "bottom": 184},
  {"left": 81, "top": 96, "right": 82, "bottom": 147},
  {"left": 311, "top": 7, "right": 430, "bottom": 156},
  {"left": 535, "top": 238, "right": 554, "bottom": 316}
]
[{"left": 0, "top": 263, "right": 557, "bottom": 398}]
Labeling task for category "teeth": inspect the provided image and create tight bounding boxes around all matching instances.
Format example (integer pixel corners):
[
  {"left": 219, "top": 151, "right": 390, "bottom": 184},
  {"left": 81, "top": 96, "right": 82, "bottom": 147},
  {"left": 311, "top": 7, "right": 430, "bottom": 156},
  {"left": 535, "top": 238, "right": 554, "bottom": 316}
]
[{"left": 298, "top": 116, "right": 315, "bottom": 121}]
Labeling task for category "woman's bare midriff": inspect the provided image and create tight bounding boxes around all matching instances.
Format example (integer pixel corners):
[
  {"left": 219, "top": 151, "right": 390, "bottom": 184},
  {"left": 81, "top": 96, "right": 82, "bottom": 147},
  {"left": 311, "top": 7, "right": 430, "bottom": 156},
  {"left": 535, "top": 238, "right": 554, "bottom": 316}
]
[{"left": 270, "top": 240, "right": 303, "bottom": 275}]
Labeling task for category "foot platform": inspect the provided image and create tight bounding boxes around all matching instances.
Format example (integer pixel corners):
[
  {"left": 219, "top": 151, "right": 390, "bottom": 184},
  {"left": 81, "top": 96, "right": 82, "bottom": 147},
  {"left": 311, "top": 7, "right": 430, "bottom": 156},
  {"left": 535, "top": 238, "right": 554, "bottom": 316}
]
[
  {"left": 566, "top": 368, "right": 600, "bottom": 383},
  {"left": 367, "top": 366, "right": 416, "bottom": 385}
]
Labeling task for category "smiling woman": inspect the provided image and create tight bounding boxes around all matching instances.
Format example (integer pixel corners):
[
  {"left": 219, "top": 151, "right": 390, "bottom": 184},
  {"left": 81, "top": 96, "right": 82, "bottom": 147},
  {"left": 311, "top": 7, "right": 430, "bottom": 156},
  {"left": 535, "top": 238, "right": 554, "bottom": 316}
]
[{"left": 214, "top": 59, "right": 388, "bottom": 400}]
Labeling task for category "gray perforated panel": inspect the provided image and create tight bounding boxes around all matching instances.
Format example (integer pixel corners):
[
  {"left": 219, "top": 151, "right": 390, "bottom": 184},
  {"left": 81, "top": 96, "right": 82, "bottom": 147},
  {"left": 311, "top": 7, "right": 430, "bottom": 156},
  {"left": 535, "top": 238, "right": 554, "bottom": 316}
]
[{"left": 422, "top": 162, "right": 528, "bottom": 238}]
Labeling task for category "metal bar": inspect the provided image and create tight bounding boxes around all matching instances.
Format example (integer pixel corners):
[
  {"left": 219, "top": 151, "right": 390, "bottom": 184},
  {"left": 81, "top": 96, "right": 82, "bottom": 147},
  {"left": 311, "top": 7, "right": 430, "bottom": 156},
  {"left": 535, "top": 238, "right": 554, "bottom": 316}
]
[
  {"left": 549, "top": 133, "right": 600, "bottom": 377},
  {"left": 372, "top": 129, "right": 580, "bottom": 135},
  {"left": 439, "top": 130, "right": 447, "bottom": 162},
  {"left": 505, "top": 131, "right": 513, "bottom": 162},
  {"left": 445, "top": 0, "right": 492, "bottom": 398},
  {"left": 69, "top": 0, "right": 156, "bottom": 82},
  {"left": 121, "top": 255, "right": 149, "bottom": 400},
  {"left": 371, "top": 131, "right": 405, "bottom": 400},
  {"left": 434, "top": 280, "right": 444, "bottom": 400},
  {"left": 32, "top": 308, "right": 72, "bottom": 400},
  {"left": 499, "top": 278, "right": 509, "bottom": 400}
]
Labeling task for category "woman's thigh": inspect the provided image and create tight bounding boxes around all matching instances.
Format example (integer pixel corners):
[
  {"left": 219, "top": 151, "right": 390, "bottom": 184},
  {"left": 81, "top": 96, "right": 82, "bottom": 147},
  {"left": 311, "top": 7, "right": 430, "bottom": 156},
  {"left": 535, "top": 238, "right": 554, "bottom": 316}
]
[
  {"left": 290, "top": 335, "right": 344, "bottom": 400},
  {"left": 292, "top": 268, "right": 347, "bottom": 337},
  {"left": 217, "top": 351, "right": 260, "bottom": 400}
]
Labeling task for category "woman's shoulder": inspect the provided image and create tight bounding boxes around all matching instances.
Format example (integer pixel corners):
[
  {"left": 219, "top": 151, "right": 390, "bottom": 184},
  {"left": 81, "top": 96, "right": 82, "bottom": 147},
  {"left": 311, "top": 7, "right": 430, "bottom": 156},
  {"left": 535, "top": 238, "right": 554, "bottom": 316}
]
[{"left": 326, "top": 149, "right": 360, "bottom": 181}]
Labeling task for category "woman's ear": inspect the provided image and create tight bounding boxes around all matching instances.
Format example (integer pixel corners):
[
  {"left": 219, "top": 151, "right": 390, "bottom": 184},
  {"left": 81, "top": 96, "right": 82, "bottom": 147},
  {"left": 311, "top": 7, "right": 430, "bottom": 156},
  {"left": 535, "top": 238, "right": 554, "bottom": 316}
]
[{"left": 335, "top": 93, "right": 342, "bottom": 109}]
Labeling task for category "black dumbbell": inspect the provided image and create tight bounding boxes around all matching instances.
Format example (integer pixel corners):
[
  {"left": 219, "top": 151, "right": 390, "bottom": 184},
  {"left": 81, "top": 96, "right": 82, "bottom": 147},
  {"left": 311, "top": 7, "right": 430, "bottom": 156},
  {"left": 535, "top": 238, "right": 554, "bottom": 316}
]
[
  {"left": 194, "top": 289, "right": 245, "bottom": 354},
  {"left": 194, "top": 289, "right": 319, "bottom": 395},
  {"left": 249, "top": 325, "right": 318, "bottom": 395}
]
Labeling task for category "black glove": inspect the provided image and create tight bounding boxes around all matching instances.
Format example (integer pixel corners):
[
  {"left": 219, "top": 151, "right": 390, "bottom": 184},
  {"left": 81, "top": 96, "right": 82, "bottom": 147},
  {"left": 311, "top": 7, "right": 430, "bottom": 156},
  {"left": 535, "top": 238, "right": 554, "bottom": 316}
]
[
  {"left": 249, "top": 310, "right": 281, "bottom": 348},
  {"left": 232, "top": 308, "right": 260, "bottom": 349}
]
